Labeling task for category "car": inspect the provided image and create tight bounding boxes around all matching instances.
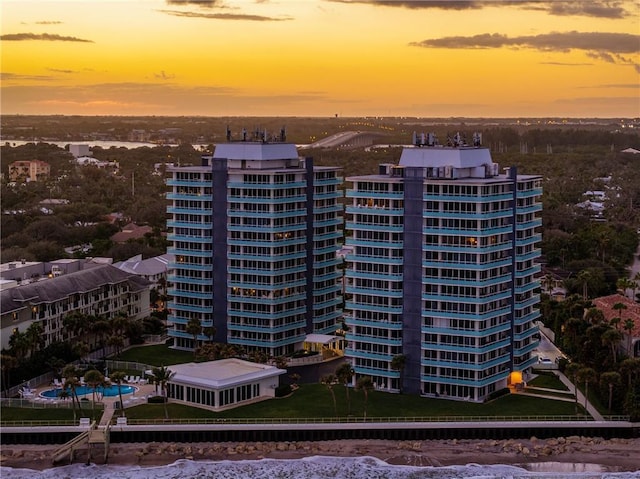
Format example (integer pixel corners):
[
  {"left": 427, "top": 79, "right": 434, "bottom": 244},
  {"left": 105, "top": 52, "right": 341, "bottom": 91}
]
[{"left": 538, "top": 357, "right": 553, "bottom": 365}]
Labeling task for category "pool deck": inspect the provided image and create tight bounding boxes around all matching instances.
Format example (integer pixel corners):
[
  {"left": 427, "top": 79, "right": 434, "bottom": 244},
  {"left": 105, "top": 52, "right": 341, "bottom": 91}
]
[{"left": 30, "top": 381, "right": 159, "bottom": 425}]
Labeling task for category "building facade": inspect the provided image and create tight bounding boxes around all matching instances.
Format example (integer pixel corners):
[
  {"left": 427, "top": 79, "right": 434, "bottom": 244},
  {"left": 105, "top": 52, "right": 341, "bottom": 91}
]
[
  {"left": 165, "top": 358, "right": 286, "bottom": 410},
  {"left": 8, "top": 160, "right": 50, "bottom": 182},
  {"left": 344, "top": 135, "right": 542, "bottom": 402},
  {"left": 0, "top": 263, "right": 151, "bottom": 350},
  {"left": 166, "top": 139, "right": 342, "bottom": 356}
]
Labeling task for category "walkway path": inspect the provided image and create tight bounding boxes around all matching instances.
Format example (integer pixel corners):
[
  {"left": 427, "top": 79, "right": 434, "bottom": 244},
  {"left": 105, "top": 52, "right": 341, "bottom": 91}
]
[
  {"left": 99, "top": 403, "right": 116, "bottom": 427},
  {"left": 554, "top": 371, "right": 605, "bottom": 421}
]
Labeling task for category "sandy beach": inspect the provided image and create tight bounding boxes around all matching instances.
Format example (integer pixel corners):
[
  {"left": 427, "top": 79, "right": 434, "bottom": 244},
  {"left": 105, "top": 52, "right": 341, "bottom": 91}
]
[{"left": 2, "top": 436, "right": 639, "bottom": 473}]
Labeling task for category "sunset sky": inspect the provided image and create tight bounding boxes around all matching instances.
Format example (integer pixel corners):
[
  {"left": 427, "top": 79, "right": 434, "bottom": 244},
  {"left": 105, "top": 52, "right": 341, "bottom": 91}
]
[{"left": 2, "top": 0, "right": 639, "bottom": 117}]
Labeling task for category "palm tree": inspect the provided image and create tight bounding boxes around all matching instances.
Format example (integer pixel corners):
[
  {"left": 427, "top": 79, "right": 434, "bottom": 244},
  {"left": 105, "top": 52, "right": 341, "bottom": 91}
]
[
  {"left": 83, "top": 369, "right": 105, "bottom": 416},
  {"left": 0, "top": 354, "right": 18, "bottom": 393},
  {"left": 107, "top": 334, "right": 125, "bottom": 358},
  {"left": 45, "top": 356, "right": 65, "bottom": 381},
  {"left": 391, "top": 354, "right": 407, "bottom": 393},
  {"left": 623, "top": 319, "right": 635, "bottom": 356},
  {"left": 152, "top": 366, "right": 175, "bottom": 419},
  {"left": 25, "top": 322, "right": 45, "bottom": 357},
  {"left": 599, "top": 371, "right": 621, "bottom": 414},
  {"left": 584, "top": 307, "right": 604, "bottom": 325},
  {"left": 356, "top": 376, "right": 374, "bottom": 419},
  {"left": 616, "top": 278, "right": 633, "bottom": 298},
  {"left": 90, "top": 317, "right": 112, "bottom": 356},
  {"left": 62, "top": 364, "right": 82, "bottom": 422},
  {"left": 610, "top": 316, "right": 622, "bottom": 331},
  {"left": 602, "top": 328, "right": 623, "bottom": 364},
  {"left": 273, "top": 356, "right": 288, "bottom": 370},
  {"left": 321, "top": 374, "right": 338, "bottom": 416},
  {"left": 542, "top": 274, "right": 555, "bottom": 294},
  {"left": 203, "top": 325, "right": 216, "bottom": 342},
  {"left": 62, "top": 311, "right": 89, "bottom": 342},
  {"left": 185, "top": 317, "right": 202, "bottom": 355},
  {"left": 565, "top": 362, "right": 582, "bottom": 415},
  {"left": 576, "top": 269, "right": 592, "bottom": 300},
  {"left": 73, "top": 341, "right": 90, "bottom": 362},
  {"left": 109, "top": 312, "right": 130, "bottom": 354},
  {"left": 110, "top": 311, "right": 130, "bottom": 333},
  {"left": 619, "top": 358, "right": 640, "bottom": 389},
  {"left": 8, "top": 330, "right": 29, "bottom": 361},
  {"left": 110, "top": 371, "right": 127, "bottom": 418},
  {"left": 157, "top": 275, "right": 168, "bottom": 304},
  {"left": 336, "top": 362, "right": 354, "bottom": 415},
  {"left": 632, "top": 272, "right": 640, "bottom": 302},
  {"left": 577, "top": 367, "right": 598, "bottom": 411},
  {"left": 612, "top": 302, "right": 627, "bottom": 330}
]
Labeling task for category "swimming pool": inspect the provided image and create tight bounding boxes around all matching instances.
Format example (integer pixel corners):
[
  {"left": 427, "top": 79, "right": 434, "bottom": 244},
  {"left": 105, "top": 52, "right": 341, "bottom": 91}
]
[{"left": 40, "top": 384, "right": 137, "bottom": 398}]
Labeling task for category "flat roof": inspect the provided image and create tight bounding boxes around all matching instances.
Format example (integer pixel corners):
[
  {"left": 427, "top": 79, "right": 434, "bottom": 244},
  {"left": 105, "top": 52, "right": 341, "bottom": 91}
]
[
  {"left": 214, "top": 142, "right": 299, "bottom": 161},
  {"left": 0, "top": 260, "right": 41, "bottom": 273},
  {"left": 399, "top": 146, "right": 492, "bottom": 169},
  {"left": 305, "top": 334, "right": 339, "bottom": 344},
  {"left": 166, "top": 358, "right": 286, "bottom": 389}
]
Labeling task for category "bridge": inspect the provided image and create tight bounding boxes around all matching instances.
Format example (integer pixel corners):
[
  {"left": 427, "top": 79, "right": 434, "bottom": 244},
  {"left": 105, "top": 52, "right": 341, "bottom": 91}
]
[{"left": 300, "top": 131, "right": 389, "bottom": 150}]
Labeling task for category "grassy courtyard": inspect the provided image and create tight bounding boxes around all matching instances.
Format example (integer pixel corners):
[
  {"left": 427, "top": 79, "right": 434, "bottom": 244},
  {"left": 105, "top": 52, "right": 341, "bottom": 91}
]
[
  {"left": 527, "top": 371, "right": 569, "bottom": 391},
  {"left": 1, "top": 405, "right": 104, "bottom": 425},
  {"left": 122, "top": 383, "right": 585, "bottom": 423},
  {"left": 114, "top": 344, "right": 193, "bottom": 366}
]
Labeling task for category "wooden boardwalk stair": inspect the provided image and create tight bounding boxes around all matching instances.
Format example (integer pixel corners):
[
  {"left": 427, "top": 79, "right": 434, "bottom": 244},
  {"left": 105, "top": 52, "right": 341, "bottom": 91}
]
[{"left": 51, "top": 420, "right": 111, "bottom": 465}]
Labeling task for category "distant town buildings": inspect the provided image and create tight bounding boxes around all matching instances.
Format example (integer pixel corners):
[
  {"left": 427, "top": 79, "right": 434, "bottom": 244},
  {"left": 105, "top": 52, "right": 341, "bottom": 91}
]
[
  {"left": 110, "top": 223, "right": 154, "bottom": 243},
  {"left": 575, "top": 179, "right": 621, "bottom": 221},
  {"left": 128, "top": 130, "right": 151, "bottom": 142},
  {"left": 113, "top": 253, "right": 171, "bottom": 291},
  {"left": 69, "top": 144, "right": 91, "bottom": 158},
  {"left": 343, "top": 133, "right": 542, "bottom": 401},
  {"left": 7, "top": 160, "right": 50, "bottom": 182},
  {"left": 73, "top": 156, "right": 120, "bottom": 172},
  {"left": 166, "top": 137, "right": 343, "bottom": 357}
]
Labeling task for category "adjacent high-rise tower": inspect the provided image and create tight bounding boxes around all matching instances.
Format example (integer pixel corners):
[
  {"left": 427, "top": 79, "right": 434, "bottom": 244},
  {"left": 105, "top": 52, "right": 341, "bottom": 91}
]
[
  {"left": 166, "top": 133, "right": 342, "bottom": 357},
  {"left": 344, "top": 133, "right": 541, "bottom": 401}
]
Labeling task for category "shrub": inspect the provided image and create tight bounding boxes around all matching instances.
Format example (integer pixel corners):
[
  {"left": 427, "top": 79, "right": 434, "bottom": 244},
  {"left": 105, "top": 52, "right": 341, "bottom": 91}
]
[
  {"left": 557, "top": 357, "right": 569, "bottom": 372},
  {"left": 486, "top": 388, "right": 510, "bottom": 402},
  {"left": 147, "top": 395, "right": 167, "bottom": 403},
  {"left": 275, "top": 384, "right": 292, "bottom": 397}
]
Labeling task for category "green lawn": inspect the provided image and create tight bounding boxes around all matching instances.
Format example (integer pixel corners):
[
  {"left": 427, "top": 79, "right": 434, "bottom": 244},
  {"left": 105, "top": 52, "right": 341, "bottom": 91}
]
[
  {"left": 124, "top": 384, "right": 584, "bottom": 422},
  {"left": 528, "top": 372, "right": 569, "bottom": 391},
  {"left": 124, "top": 403, "right": 221, "bottom": 421},
  {"left": 115, "top": 344, "right": 194, "bottom": 366},
  {"left": 1, "top": 405, "right": 103, "bottom": 424}
]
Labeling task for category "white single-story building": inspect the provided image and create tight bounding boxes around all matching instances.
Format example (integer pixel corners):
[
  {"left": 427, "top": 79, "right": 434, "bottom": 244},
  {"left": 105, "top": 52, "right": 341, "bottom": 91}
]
[{"left": 165, "top": 358, "right": 286, "bottom": 410}]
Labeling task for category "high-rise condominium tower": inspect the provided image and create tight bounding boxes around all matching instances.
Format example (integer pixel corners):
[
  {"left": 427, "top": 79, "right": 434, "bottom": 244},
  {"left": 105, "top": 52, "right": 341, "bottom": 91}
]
[
  {"left": 344, "top": 133, "right": 542, "bottom": 401},
  {"left": 166, "top": 136, "right": 342, "bottom": 357}
]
